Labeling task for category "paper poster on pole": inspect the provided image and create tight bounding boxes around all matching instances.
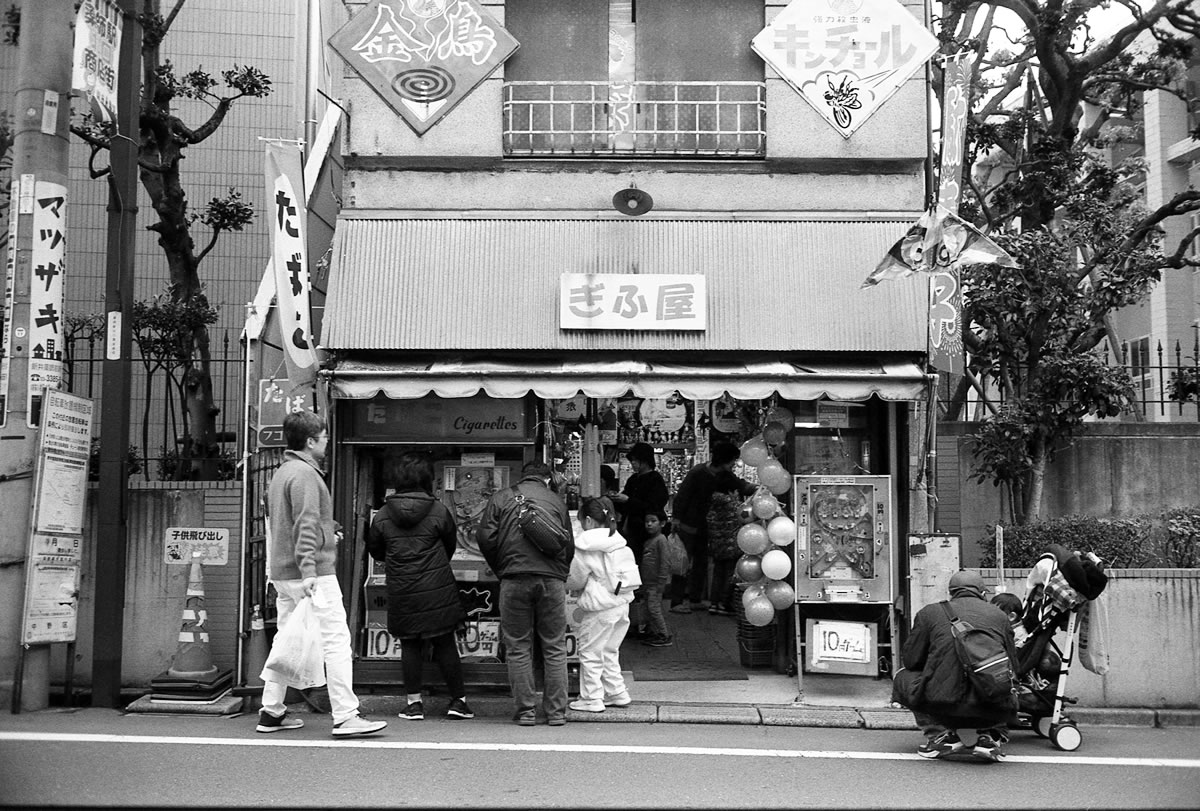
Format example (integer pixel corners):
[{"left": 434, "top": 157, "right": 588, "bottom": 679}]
[
  {"left": 71, "top": 0, "right": 123, "bottom": 124},
  {"left": 22, "top": 390, "right": 93, "bottom": 644},
  {"left": 27, "top": 182, "right": 67, "bottom": 427}
]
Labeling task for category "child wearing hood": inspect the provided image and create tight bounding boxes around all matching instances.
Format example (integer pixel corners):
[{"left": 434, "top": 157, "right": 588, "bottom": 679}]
[{"left": 566, "top": 497, "right": 634, "bottom": 712}]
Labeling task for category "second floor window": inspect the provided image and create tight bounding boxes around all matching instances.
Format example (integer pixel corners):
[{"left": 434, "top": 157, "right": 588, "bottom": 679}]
[{"left": 503, "top": 0, "right": 766, "bottom": 157}]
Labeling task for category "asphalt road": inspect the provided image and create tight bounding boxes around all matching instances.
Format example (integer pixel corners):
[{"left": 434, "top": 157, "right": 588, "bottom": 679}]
[{"left": 1, "top": 708, "right": 1198, "bottom": 809}]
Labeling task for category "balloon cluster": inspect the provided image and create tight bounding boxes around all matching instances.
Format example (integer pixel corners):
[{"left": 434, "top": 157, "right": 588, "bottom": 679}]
[
  {"left": 733, "top": 490, "right": 797, "bottom": 627},
  {"left": 738, "top": 405, "right": 794, "bottom": 496}
]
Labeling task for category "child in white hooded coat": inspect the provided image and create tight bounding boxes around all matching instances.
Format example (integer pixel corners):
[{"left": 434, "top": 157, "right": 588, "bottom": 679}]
[{"left": 565, "top": 497, "right": 634, "bottom": 712}]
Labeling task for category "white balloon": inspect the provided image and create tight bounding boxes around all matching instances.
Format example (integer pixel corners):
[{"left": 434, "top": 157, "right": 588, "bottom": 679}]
[
  {"left": 761, "top": 548, "right": 792, "bottom": 580},
  {"left": 767, "top": 516, "right": 796, "bottom": 546}
]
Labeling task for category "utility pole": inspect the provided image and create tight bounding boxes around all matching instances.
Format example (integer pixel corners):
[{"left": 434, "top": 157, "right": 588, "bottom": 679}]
[
  {"left": 0, "top": 0, "right": 74, "bottom": 712},
  {"left": 92, "top": 0, "right": 142, "bottom": 709}
]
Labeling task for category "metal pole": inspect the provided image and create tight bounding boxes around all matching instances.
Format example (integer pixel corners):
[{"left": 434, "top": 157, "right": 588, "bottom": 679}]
[{"left": 92, "top": 0, "right": 142, "bottom": 709}]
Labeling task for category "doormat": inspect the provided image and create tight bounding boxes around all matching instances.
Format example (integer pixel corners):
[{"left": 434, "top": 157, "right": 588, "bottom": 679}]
[{"left": 632, "top": 662, "right": 749, "bottom": 681}]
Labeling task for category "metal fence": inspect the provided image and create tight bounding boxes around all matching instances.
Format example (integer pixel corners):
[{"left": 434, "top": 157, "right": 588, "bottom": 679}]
[
  {"left": 937, "top": 336, "right": 1200, "bottom": 422},
  {"left": 503, "top": 81, "right": 767, "bottom": 157},
  {"left": 64, "top": 329, "right": 246, "bottom": 480}
]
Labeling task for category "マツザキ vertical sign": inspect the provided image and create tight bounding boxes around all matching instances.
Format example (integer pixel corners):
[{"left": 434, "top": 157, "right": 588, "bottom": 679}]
[{"left": 21, "top": 389, "right": 93, "bottom": 644}]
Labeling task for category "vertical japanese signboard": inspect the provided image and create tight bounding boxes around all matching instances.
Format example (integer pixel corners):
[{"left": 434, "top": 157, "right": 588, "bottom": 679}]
[
  {"left": 0, "top": 180, "right": 17, "bottom": 426},
  {"left": 751, "top": 0, "right": 938, "bottom": 138},
  {"left": 265, "top": 142, "right": 318, "bottom": 390},
  {"left": 560, "top": 273, "right": 707, "bottom": 331},
  {"left": 28, "top": 182, "right": 67, "bottom": 426},
  {"left": 22, "top": 390, "right": 93, "bottom": 644},
  {"left": 71, "top": 0, "right": 123, "bottom": 124}
]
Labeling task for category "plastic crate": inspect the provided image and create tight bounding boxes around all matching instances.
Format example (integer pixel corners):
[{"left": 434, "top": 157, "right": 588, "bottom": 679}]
[{"left": 738, "top": 636, "right": 775, "bottom": 668}]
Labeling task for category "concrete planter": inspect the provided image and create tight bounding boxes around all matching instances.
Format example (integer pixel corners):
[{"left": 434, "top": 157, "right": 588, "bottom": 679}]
[{"left": 976, "top": 567, "right": 1200, "bottom": 709}]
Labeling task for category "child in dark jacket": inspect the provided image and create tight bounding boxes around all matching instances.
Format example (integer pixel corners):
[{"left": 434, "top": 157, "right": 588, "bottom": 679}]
[{"left": 638, "top": 510, "right": 673, "bottom": 647}]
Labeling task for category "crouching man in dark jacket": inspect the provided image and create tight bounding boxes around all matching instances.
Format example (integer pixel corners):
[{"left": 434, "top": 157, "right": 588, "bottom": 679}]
[{"left": 894, "top": 570, "right": 1018, "bottom": 762}]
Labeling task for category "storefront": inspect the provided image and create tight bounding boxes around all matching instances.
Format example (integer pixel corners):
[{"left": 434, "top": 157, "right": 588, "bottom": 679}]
[{"left": 312, "top": 215, "right": 933, "bottom": 691}]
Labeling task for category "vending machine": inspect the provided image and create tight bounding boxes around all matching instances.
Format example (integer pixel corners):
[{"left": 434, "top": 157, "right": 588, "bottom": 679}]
[{"left": 792, "top": 475, "right": 898, "bottom": 678}]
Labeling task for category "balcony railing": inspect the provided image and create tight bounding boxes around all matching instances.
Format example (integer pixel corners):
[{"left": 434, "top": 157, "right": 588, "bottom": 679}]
[{"left": 502, "top": 81, "right": 766, "bottom": 158}]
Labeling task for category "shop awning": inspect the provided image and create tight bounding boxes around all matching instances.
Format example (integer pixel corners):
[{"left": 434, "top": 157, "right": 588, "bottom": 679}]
[
  {"left": 322, "top": 217, "right": 927, "bottom": 353},
  {"left": 326, "top": 358, "right": 929, "bottom": 402}
]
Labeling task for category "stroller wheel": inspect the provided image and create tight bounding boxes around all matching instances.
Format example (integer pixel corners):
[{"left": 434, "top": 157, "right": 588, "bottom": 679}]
[
  {"left": 1034, "top": 716, "right": 1052, "bottom": 739},
  {"left": 1050, "top": 722, "right": 1082, "bottom": 752}
]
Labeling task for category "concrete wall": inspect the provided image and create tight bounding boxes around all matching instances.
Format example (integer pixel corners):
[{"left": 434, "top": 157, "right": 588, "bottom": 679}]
[
  {"left": 937, "top": 423, "right": 1200, "bottom": 565},
  {"left": 50, "top": 482, "right": 243, "bottom": 689},
  {"left": 978, "top": 569, "right": 1200, "bottom": 709}
]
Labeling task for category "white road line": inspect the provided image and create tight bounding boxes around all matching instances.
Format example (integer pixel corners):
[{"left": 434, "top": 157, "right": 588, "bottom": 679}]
[{"left": 2, "top": 731, "right": 1199, "bottom": 768}]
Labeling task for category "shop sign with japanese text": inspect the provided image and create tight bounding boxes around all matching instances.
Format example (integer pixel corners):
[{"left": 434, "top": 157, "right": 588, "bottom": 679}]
[
  {"left": 350, "top": 393, "right": 527, "bottom": 442},
  {"left": 560, "top": 273, "right": 706, "bottom": 331},
  {"left": 164, "top": 527, "right": 230, "bottom": 566},
  {"left": 329, "top": 0, "right": 519, "bottom": 136},
  {"left": 27, "top": 182, "right": 68, "bottom": 426},
  {"left": 751, "top": 0, "right": 937, "bottom": 138},
  {"left": 256, "top": 378, "right": 314, "bottom": 447}
]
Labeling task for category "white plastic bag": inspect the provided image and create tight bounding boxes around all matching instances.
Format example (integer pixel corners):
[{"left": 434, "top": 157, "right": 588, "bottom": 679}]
[
  {"left": 1078, "top": 593, "right": 1110, "bottom": 676},
  {"left": 261, "top": 597, "right": 326, "bottom": 689}
]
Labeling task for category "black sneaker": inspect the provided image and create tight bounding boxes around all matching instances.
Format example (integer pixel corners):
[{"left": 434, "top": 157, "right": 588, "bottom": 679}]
[
  {"left": 972, "top": 734, "right": 1004, "bottom": 763},
  {"left": 513, "top": 709, "right": 536, "bottom": 726},
  {"left": 256, "top": 709, "right": 304, "bottom": 733},
  {"left": 647, "top": 634, "right": 674, "bottom": 647},
  {"left": 398, "top": 701, "right": 424, "bottom": 720},
  {"left": 446, "top": 698, "right": 474, "bottom": 719},
  {"left": 917, "top": 731, "right": 965, "bottom": 759}
]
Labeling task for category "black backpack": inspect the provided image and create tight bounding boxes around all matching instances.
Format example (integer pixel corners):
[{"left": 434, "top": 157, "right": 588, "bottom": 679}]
[
  {"left": 940, "top": 601, "right": 1016, "bottom": 706},
  {"left": 504, "top": 486, "right": 570, "bottom": 556}
]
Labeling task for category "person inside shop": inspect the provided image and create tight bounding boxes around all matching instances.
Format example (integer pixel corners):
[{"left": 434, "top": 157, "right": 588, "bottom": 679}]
[
  {"left": 366, "top": 451, "right": 474, "bottom": 722},
  {"left": 599, "top": 464, "right": 619, "bottom": 500},
  {"left": 639, "top": 509, "right": 674, "bottom": 647},
  {"left": 669, "top": 440, "right": 755, "bottom": 614},
  {"left": 896, "top": 570, "right": 1018, "bottom": 763},
  {"left": 259, "top": 410, "right": 387, "bottom": 738},
  {"left": 476, "top": 461, "right": 574, "bottom": 726},
  {"left": 609, "top": 442, "right": 669, "bottom": 563},
  {"left": 704, "top": 471, "right": 747, "bottom": 616},
  {"left": 565, "top": 497, "right": 634, "bottom": 712}
]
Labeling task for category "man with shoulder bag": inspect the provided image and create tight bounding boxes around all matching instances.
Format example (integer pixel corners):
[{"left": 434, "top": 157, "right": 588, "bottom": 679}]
[
  {"left": 477, "top": 462, "right": 575, "bottom": 727},
  {"left": 894, "top": 570, "right": 1018, "bottom": 763}
]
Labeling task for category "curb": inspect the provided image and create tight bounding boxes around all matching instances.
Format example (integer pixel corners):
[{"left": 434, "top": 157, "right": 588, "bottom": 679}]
[{"left": 348, "top": 694, "right": 1200, "bottom": 729}]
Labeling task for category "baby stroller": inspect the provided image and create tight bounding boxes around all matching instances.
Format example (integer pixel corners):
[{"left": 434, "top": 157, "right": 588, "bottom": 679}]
[{"left": 1009, "top": 544, "right": 1108, "bottom": 752}]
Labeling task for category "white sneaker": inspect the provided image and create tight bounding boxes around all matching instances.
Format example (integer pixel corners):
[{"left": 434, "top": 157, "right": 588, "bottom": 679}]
[
  {"left": 603, "top": 692, "right": 632, "bottom": 707},
  {"left": 331, "top": 714, "right": 388, "bottom": 737},
  {"left": 568, "top": 698, "right": 606, "bottom": 713}
]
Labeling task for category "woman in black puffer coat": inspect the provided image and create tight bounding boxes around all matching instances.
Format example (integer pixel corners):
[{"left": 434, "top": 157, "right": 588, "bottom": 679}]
[{"left": 367, "top": 452, "right": 472, "bottom": 720}]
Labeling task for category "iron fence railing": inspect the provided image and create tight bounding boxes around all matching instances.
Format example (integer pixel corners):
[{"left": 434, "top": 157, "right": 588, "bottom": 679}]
[
  {"left": 64, "top": 329, "right": 245, "bottom": 480},
  {"left": 937, "top": 335, "right": 1200, "bottom": 422},
  {"left": 503, "top": 80, "right": 766, "bottom": 157}
]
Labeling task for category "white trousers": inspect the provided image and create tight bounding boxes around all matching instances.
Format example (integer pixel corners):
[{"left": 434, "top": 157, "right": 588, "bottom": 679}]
[
  {"left": 576, "top": 604, "right": 630, "bottom": 701},
  {"left": 261, "top": 575, "right": 360, "bottom": 724}
]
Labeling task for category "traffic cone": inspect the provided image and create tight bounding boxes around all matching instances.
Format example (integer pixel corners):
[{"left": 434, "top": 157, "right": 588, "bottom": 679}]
[
  {"left": 166, "top": 557, "right": 219, "bottom": 680},
  {"left": 243, "top": 604, "right": 267, "bottom": 687}
]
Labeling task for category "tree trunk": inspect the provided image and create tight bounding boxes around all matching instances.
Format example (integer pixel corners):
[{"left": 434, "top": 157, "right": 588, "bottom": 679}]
[{"left": 1024, "top": 442, "right": 1048, "bottom": 524}]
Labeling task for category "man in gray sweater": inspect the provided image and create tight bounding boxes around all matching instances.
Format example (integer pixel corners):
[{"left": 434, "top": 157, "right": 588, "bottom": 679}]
[{"left": 258, "top": 410, "right": 387, "bottom": 738}]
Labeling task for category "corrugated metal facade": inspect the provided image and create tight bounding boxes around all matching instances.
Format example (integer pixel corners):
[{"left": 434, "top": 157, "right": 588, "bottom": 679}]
[{"left": 322, "top": 218, "right": 926, "bottom": 353}]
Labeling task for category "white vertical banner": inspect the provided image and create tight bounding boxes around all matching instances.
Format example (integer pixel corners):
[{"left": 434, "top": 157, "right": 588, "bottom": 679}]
[
  {"left": 71, "top": 0, "right": 123, "bottom": 124},
  {"left": 265, "top": 141, "right": 317, "bottom": 389},
  {"left": 929, "top": 52, "right": 973, "bottom": 376},
  {"left": 28, "top": 182, "right": 67, "bottom": 427},
  {"left": 0, "top": 180, "right": 17, "bottom": 426}
]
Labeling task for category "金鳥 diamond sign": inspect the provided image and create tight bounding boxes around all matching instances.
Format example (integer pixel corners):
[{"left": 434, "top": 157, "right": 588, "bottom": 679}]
[
  {"left": 752, "top": 0, "right": 938, "bottom": 138},
  {"left": 330, "top": 0, "right": 519, "bottom": 136}
]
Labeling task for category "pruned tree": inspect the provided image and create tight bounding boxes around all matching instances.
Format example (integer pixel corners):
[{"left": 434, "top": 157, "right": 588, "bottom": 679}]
[
  {"left": 935, "top": 0, "right": 1200, "bottom": 523},
  {"left": 70, "top": 0, "right": 271, "bottom": 479}
]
